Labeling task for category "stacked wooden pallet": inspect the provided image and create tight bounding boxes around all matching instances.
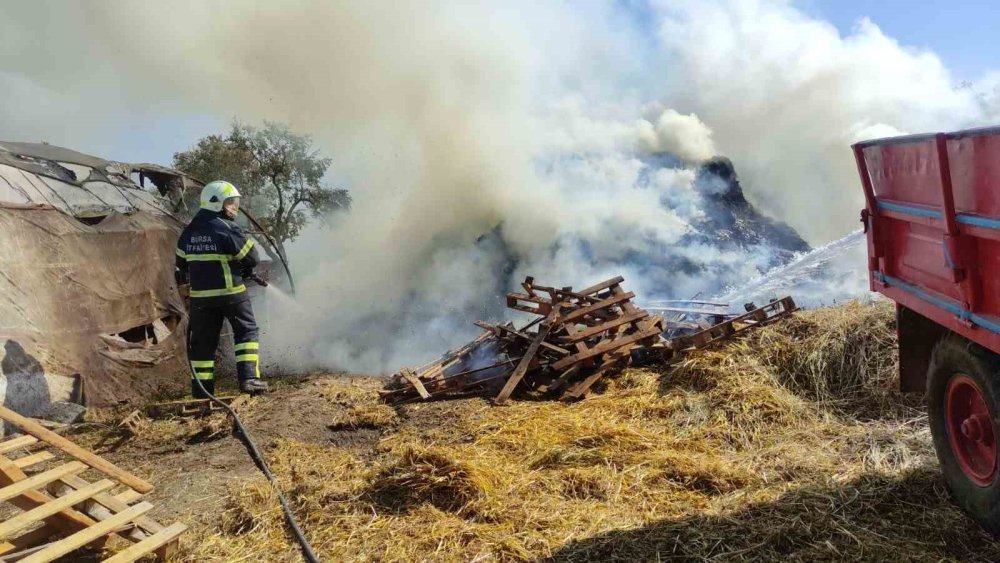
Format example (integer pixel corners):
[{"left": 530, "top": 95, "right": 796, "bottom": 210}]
[
  {"left": 384, "top": 276, "right": 664, "bottom": 404},
  {"left": 0, "top": 406, "right": 186, "bottom": 562}
]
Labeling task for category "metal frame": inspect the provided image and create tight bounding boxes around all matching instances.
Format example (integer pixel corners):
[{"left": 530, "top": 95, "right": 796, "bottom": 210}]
[{"left": 855, "top": 129, "right": 1000, "bottom": 373}]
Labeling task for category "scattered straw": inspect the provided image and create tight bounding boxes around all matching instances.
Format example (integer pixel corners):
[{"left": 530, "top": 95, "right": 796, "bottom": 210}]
[
  {"left": 183, "top": 395, "right": 260, "bottom": 443},
  {"left": 329, "top": 404, "right": 398, "bottom": 431}
]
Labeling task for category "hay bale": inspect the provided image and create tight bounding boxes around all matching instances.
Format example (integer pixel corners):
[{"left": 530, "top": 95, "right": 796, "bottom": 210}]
[{"left": 745, "top": 300, "right": 904, "bottom": 415}]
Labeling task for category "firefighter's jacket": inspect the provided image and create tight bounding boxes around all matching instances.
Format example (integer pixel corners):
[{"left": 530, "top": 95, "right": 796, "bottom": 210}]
[{"left": 176, "top": 209, "right": 259, "bottom": 307}]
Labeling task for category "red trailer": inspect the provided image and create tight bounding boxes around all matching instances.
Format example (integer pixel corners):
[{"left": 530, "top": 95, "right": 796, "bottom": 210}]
[{"left": 855, "top": 127, "right": 1000, "bottom": 531}]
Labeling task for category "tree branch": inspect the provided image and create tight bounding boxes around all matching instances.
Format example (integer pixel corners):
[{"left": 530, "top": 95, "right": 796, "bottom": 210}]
[{"left": 287, "top": 196, "right": 308, "bottom": 218}]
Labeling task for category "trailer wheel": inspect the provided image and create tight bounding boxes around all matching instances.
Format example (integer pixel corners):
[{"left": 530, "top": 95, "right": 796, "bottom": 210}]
[{"left": 929, "top": 335, "right": 1000, "bottom": 533}]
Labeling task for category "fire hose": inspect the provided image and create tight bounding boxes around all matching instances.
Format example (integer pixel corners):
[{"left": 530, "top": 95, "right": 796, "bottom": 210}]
[{"left": 185, "top": 285, "right": 320, "bottom": 563}]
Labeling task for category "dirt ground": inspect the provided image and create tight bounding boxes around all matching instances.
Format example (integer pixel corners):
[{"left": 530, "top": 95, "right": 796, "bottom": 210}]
[{"left": 70, "top": 374, "right": 387, "bottom": 527}]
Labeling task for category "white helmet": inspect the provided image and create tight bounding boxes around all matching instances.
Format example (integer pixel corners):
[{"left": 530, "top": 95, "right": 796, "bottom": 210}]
[{"left": 200, "top": 180, "right": 241, "bottom": 212}]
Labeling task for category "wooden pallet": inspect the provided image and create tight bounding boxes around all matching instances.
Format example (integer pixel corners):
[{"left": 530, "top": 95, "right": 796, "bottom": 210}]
[
  {"left": 385, "top": 275, "right": 664, "bottom": 404},
  {"left": 647, "top": 296, "right": 798, "bottom": 364},
  {"left": 668, "top": 296, "right": 797, "bottom": 352},
  {"left": 507, "top": 277, "right": 664, "bottom": 403},
  {"left": 0, "top": 406, "right": 186, "bottom": 562},
  {"left": 145, "top": 395, "right": 239, "bottom": 418}
]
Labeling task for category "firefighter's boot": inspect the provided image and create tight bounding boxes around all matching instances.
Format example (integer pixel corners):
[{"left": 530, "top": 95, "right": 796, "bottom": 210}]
[{"left": 239, "top": 378, "right": 269, "bottom": 395}]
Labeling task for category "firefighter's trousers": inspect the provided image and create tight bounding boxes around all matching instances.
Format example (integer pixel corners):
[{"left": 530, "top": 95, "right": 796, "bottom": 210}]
[{"left": 188, "top": 299, "right": 260, "bottom": 398}]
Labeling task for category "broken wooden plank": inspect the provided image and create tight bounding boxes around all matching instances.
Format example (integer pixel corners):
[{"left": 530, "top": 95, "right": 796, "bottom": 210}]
[
  {"left": 19, "top": 501, "right": 153, "bottom": 563},
  {"left": 640, "top": 315, "right": 665, "bottom": 343},
  {"left": 399, "top": 369, "right": 432, "bottom": 400},
  {"left": 436, "top": 331, "right": 493, "bottom": 364},
  {"left": 520, "top": 282, "right": 604, "bottom": 306},
  {"left": 481, "top": 322, "right": 571, "bottom": 355},
  {"left": 520, "top": 278, "right": 537, "bottom": 297},
  {"left": 542, "top": 364, "right": 582, "bottom": 394},
  {"left": 575, "top": 276, "right": 625, "bottom": 295},
  {"left": 506, "top": 292, "right": 553, "bottom": 306},
  {"left": 674, "top": 298, "right": 793, "bottom": 349},
  {"left": 659, "top": 297, "right": 796, "bottom": 354},
  {"left": 473, "top": 320, "right": 499, "bottom": 335},
  {"left": 552, "top": 324, "right": 663, "bottom": 371},
  {"left": 384, "top": 357, "right": 521, "bottom": 398},
  {"left": 103, "top": 522, "right": 188, "bottom": 563},
  {"left": 0, "top": 407, "right": 154, "bottom": 495},
  {"left": 505, "top": 293, "right": 553, "bottom": 316},
  {"left": 561, "top": 310, "right": 649, "bottom": 343},
  {"left": 561, "top": 350, "right": 631, "bottom": 400},
  {"left": 611, "top": 282, "right": 642, "bottom": 316},
  {"left": 557, "top": 292, "right": 635, "bottom": 325},
  {"left": 495, "top": 322, "right": 553, "bottom": 405}
]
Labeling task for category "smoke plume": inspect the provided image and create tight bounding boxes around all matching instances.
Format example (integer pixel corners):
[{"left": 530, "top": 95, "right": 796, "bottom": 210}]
[{"left": 638, "top": 109, "right": 717, "bottom": 161}]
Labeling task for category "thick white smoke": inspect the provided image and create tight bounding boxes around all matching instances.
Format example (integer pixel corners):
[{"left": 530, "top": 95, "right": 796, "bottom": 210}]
[
  {"left": 1, "top": 1, "right": 999, "bottom": 373},
  {"left": 652, "top": 0, "right": 1000, "bottom": 242},
  {"left": 638, "top": 109, "right": 717, "bottom": 161}
]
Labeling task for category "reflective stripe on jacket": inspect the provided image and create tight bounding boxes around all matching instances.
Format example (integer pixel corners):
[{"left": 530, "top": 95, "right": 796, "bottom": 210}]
[{"left": 176, "top": 209, "right": 260, "bottom": 306}]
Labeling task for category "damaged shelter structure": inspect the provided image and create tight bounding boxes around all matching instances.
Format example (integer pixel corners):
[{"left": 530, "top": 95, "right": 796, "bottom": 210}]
[{"left": 0, "top": 141, "right": 283, "bottom": 417}]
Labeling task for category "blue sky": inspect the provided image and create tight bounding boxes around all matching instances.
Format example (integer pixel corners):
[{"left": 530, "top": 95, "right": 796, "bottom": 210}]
[{"left": 799, "top": 0, "right": 1000, "bottom": 82}]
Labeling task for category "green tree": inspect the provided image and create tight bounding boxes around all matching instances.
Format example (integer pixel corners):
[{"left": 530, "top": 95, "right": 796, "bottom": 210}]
[{"left": 173, "top": 121, "right": 351, "bottom": 259}]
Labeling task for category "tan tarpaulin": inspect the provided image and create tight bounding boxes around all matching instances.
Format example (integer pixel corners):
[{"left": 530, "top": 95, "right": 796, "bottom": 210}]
[{"left": 0, "top": 205, "right": 188, "bottom": 407}]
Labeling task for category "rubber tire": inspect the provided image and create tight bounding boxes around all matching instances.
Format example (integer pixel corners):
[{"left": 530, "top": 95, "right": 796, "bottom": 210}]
[{"left": 928, "top": 335, "right": 1000, "bottom": 534}]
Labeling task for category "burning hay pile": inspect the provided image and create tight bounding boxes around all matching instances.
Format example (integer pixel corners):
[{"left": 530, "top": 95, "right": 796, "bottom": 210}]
[{"left": 384, "top": 275, "right": 797, "bottom": 404}]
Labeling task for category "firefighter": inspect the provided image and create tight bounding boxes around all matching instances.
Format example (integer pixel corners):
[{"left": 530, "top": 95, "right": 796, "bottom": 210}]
[{"left": 175, "top": 180, "right": 268, "bottom": 397}]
